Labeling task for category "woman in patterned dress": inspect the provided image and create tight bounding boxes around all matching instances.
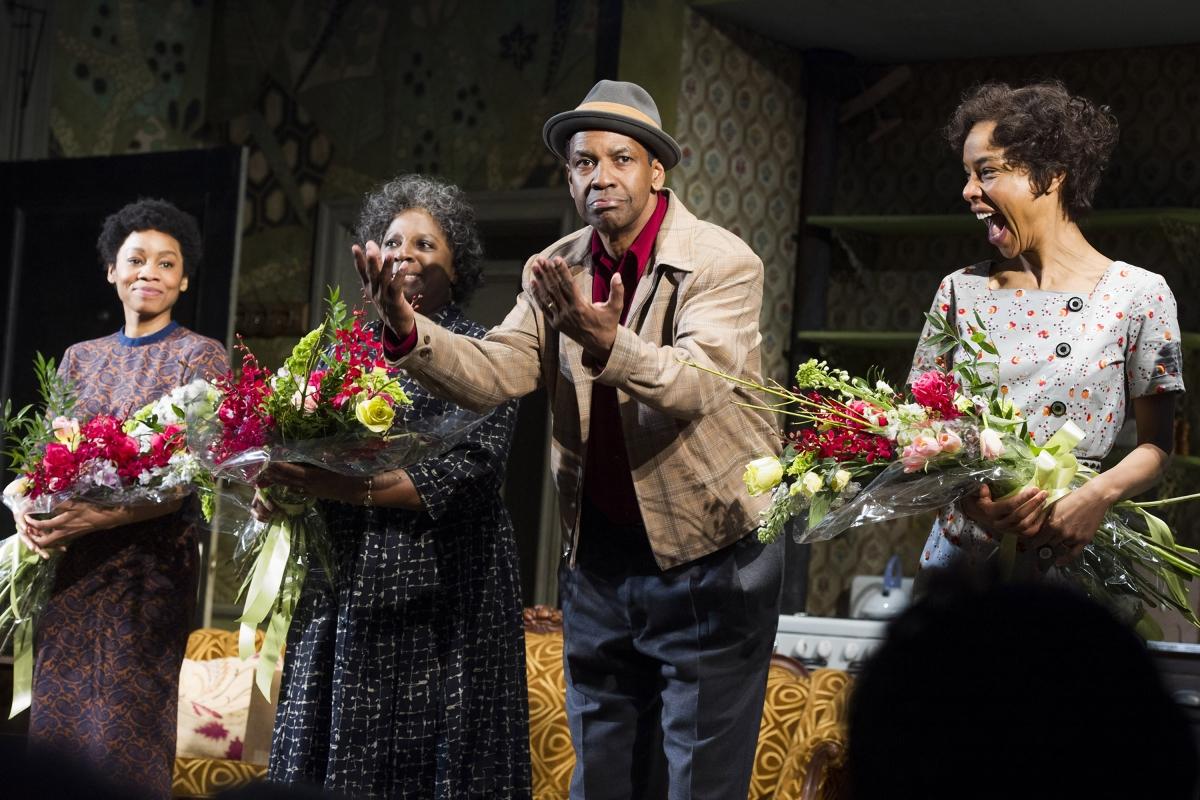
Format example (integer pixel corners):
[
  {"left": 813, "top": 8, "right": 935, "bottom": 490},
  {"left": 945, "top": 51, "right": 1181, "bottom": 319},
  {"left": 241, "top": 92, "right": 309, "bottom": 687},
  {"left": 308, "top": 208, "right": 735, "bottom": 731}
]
[
  {"left": 16, "top": 199, "right": 229, "bottom": 797},
  {"left": 260, "top": 175, "right": 531, "bottom": 798},
  {"left": 911, "top": 82, "right": 1184, "bottom": 578}
]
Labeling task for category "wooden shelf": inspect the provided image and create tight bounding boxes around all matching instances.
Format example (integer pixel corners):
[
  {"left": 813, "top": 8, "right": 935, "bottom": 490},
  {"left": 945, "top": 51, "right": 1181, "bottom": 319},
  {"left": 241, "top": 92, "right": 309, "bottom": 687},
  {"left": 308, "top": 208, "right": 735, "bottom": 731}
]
[
  {"left": 806, "top": 208, "right": 1200, "bottom": 236},
  {"left": 797, "top": 330, "right": 1200, "bottom": 348},
  {"left": 794, "top": 330, "right": 917, "bottom": 347}
]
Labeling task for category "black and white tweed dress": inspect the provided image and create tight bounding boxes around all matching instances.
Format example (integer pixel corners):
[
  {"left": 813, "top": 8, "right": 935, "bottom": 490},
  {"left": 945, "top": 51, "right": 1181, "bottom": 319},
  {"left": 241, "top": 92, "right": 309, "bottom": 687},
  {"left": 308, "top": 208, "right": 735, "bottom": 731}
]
[{"left": 268, "top": 308, "right": 532, "bottom": 799}]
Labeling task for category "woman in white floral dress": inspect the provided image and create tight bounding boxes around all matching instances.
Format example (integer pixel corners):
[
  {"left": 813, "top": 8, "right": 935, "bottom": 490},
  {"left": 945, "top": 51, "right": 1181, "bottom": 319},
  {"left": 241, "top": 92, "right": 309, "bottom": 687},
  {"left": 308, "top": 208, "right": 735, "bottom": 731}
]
[{"left": 911, "top": 81, "right": 1184, "bottom": 576}]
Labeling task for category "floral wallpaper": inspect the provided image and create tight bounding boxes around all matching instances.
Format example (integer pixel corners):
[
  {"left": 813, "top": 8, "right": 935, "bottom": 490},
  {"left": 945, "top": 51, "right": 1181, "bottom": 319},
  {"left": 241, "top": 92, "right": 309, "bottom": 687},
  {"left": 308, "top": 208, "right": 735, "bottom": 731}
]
[
  {"left": 670, "top": 8, "right": 804, "bottom": 385},
  {"left": 49, "top": 0, "right": 215, "bottom": 156},
  {"left": 48, "top": 0, "right": 600, "bottom": 321}
]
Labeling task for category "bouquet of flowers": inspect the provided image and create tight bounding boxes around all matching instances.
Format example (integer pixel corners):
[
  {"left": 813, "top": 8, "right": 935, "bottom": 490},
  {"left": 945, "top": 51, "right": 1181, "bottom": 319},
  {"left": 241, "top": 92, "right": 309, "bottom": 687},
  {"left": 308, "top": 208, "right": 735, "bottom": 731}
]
[
  {"left": 192, "top": 290, "right": 489, "bottom": 696},
  {"left": 704, "top": 311, "right": 1200, "bottom": 635},
  {"left": 1, "top": 357, "right": 219, "bottom": 716}
]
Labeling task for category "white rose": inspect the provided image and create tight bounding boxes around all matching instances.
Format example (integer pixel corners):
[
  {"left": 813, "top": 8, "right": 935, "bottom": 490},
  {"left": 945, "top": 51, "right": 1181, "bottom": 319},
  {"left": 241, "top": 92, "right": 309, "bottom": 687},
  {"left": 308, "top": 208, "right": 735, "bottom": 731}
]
[
  {"left": 800, "top": 471, "right": 824, "bottom": 498},
  {"left": 831, "top": 469, "right": 852, "bottom": 492}
]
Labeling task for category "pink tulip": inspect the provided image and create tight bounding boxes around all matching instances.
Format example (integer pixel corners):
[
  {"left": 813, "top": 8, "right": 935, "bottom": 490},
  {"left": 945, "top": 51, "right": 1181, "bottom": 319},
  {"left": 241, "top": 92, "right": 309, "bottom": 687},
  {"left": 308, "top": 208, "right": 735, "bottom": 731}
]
[
  {"left": 980, "top": 428, "right": 1006, "bottom": 460},
  {"left": 901, "top": 432, "right": 942, "bottom": 473},
  {"left": 937, "top": 429, "right": 963, "bottom": 455}
]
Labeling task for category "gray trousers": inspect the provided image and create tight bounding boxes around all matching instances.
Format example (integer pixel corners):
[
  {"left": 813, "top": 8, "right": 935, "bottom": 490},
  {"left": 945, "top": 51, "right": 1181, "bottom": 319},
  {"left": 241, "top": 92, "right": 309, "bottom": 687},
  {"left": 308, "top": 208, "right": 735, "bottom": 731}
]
[{"left": 559, "top": 505, "right": 783, "bottom": 799}]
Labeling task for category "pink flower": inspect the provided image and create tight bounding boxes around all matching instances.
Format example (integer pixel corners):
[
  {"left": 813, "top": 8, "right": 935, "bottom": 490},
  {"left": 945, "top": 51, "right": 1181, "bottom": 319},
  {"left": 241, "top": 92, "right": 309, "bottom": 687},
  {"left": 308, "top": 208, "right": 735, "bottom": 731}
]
[
  {"left": 37, "top": 442, "right": 81, "bottom": 493},
  {"left": 291, "top": 385, "right": 320, "bottom": 414},
  {"left": 911, "top": 371, "right": 962, "bottom": 420},
  {"left": 980, "top": 428, "right": 1006, "bottom": 460},
  {"left": 901, "top": 432, "right": 942, "bottom": 473},
  {"left": 937, "top": 429, "right": 963, "bottom": 455}
]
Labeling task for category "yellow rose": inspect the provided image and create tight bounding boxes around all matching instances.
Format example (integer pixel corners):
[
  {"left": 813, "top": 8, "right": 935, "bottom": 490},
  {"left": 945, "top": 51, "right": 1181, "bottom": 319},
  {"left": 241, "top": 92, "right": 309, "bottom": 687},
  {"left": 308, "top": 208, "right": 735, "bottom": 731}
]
[
  {"left": 743, "top": 456, "right": 784, "bottom": 496},
  {"left": 800, "top": 471, "right": 824, "bottom": 498},
  {"left": 355, "top": 395, "right": 395, "bottom": 434},
  {"left": 831, "top": 469, "right": 852, "bottom": 492}
]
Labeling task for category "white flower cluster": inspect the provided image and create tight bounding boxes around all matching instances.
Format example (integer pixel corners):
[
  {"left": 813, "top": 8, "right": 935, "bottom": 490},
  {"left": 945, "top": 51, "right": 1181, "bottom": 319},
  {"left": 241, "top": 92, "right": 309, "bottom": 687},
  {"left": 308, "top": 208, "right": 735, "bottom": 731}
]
[{"left": 126, "top": 379, "right": 220, "bottom": 436}]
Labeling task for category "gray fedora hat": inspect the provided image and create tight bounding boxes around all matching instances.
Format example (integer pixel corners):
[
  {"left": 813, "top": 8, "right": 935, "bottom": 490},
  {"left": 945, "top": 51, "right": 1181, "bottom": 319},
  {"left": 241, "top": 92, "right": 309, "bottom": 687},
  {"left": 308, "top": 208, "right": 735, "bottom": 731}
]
[{"left": 543, "top": 80, "right": 682, "bottom": 169}]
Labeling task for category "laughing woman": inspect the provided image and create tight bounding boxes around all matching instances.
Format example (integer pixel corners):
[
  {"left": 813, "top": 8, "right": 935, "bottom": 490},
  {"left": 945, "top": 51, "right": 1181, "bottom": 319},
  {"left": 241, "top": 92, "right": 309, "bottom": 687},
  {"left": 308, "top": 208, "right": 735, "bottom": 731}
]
[
  {"left": 910, "top": 82, "right": 1184, "bottom": 577},
  {"left": 17, "top": 199, "right": 228, "bottom": 798}
]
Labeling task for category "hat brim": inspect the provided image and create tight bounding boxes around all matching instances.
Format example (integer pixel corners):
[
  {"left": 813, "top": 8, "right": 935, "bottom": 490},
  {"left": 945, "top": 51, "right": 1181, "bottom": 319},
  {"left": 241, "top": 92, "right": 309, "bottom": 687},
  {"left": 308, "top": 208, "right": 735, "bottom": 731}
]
[{"left": 543, "top": 109, "right": 682, "bottom": 170}]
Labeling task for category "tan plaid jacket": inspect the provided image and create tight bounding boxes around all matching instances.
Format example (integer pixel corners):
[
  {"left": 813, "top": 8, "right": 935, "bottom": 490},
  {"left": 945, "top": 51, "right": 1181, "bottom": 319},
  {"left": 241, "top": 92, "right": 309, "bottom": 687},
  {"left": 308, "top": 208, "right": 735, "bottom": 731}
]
[{"left": 393, "top": 190, "right": 777, "bottom": 568}]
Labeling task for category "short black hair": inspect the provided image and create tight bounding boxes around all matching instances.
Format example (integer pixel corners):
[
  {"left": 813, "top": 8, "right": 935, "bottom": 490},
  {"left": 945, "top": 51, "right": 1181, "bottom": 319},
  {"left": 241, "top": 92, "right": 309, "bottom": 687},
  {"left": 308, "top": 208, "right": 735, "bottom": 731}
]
[
  {"left": 355, "top": 175, "right": 485, "bottom": 305},
  {"left": 96, "top": 198, "right": 204, "bottom": 274},
  {"left": 945, "top": 81, "right": 1118, "bottom": 222}
]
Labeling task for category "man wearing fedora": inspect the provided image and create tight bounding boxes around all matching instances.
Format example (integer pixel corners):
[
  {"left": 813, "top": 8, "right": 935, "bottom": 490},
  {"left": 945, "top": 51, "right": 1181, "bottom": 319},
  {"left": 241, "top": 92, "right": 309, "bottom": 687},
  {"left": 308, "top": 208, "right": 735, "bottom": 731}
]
[{"left": 357, "top": 80, "right": 782, "bottom": 799}]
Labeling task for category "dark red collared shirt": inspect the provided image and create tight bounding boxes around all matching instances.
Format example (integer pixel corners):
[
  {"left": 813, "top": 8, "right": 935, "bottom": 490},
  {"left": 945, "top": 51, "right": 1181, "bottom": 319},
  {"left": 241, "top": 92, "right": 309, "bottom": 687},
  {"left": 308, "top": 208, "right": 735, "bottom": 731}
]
[{"left": 583, "top": 191, "right": 669, "bottom": 525}]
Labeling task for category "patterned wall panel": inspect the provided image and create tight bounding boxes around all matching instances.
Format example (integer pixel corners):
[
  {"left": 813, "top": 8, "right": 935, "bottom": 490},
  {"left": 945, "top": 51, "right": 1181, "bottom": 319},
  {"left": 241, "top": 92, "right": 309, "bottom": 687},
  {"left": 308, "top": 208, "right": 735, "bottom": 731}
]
[
  {"left": 49, "top": 0, "right": 215, "bottom": 156},
  {"left": 671, "top": 9, "right": 805, "bottom": 385}
]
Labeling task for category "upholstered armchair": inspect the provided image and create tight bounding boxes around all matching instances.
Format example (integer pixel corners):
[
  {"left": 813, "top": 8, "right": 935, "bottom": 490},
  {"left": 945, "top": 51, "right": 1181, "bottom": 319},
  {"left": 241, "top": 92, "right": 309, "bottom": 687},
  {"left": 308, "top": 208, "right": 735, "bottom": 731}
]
[{"left": 522, "top": 605, "right": 853, "bottom": 800}]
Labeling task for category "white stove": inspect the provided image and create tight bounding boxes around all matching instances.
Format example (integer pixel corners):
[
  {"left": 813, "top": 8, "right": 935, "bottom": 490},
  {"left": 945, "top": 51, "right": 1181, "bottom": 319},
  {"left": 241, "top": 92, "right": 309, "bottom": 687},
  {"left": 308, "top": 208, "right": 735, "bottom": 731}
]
[{"left": 774, "top": 614, "right": 890, "bottom": 673}]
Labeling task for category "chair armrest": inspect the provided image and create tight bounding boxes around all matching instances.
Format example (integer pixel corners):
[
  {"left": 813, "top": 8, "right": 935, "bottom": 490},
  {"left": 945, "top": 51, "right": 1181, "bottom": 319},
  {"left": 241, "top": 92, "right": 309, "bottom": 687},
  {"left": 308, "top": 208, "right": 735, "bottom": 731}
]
[{"left": 798, "top": 740, "right": 849, "bottom": 800}]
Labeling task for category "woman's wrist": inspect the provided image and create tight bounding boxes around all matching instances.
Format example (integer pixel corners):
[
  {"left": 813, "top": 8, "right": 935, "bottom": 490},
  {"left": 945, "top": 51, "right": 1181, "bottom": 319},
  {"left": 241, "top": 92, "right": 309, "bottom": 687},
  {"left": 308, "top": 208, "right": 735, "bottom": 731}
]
[{"left": 1080, "top": 473, "right": 1121, "bottom": 508}]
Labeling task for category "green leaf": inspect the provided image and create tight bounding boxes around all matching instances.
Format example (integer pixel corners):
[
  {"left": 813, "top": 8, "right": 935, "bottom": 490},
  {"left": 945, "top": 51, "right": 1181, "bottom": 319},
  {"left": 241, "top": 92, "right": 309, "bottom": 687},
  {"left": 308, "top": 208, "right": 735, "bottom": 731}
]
[{"left": 808, "top": 492, "right": 832, "bottom": 529}]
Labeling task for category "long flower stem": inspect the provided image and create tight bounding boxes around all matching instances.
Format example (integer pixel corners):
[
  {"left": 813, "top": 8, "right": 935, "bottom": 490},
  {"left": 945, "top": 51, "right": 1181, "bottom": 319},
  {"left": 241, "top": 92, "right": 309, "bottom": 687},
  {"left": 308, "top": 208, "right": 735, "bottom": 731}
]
[{"left": 1128, "top": 491, "right": 1200, "bottom": 509}]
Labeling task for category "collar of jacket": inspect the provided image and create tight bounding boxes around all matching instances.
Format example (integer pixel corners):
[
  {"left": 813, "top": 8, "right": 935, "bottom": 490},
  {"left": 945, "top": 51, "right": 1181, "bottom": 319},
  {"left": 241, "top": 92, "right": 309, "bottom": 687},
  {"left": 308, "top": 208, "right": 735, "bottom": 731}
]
[{"left": 560, "top": 188, "right": 700, "bottom": 279}]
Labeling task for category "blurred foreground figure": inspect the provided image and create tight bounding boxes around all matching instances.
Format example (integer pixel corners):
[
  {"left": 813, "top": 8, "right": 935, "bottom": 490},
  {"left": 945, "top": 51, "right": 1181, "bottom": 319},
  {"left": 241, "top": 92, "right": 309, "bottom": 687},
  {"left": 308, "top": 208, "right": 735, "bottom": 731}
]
[{"left": 848, "top": 565, "right": 1198, "bottom": 800}]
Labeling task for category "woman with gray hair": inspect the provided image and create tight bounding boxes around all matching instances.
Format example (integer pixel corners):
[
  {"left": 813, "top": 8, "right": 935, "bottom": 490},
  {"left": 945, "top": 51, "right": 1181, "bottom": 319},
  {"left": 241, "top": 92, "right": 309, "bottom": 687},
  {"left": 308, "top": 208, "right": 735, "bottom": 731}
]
[{"left": 261, "top": 175, "right": 531, "bottom": 798}]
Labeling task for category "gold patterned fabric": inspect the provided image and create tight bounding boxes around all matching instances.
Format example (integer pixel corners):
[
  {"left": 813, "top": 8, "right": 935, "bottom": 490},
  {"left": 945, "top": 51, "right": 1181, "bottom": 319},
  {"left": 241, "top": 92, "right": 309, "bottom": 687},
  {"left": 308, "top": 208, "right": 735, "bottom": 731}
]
[
  {"left": 522, "top": 618, "right": 856, "bottom": 800},
  {"left": 524, "top": 628, "right": 574, "bottom": 800},
  {"left": 183, "top": 628, "right": 265, "bottom": 661},
  {"left": 749, "top": 661, "right": 812, "bottom": 799},
  {"left": 775, "top": 669, "right": 854, "bottom": 800},
  {"left": 172, "top": 757, "right": 267, "bottom": 797}
]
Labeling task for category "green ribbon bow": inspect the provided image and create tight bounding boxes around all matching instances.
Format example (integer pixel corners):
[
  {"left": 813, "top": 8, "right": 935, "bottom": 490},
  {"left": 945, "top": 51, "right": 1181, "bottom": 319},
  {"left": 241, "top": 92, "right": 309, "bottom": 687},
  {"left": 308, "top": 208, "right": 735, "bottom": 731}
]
[
  {"left": 996, "top": 420, "right": 1085, "bottom": 576},
  {"left": 237, "top": 494, "right": 312, "bottom": 700}
]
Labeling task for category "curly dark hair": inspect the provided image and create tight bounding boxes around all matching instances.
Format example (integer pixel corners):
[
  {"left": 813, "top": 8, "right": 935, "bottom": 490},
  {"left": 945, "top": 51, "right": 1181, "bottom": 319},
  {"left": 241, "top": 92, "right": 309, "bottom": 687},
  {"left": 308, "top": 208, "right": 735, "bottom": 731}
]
[
  {"left": 355, "top": 175, "right": 485, "bottom": 305},
  {"left": 96, "top": 198, "right": 203, "bottom": 273},
  {"left": 945, "top": 81, "right": 1119, "bottom": 221}
]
